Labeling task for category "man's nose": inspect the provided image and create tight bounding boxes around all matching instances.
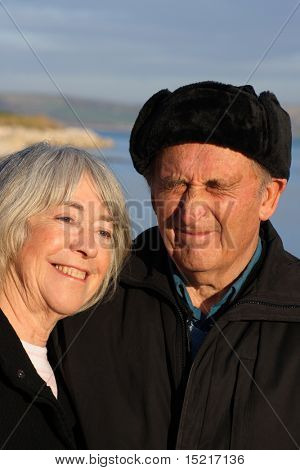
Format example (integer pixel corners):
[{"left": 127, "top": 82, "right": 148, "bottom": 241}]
[
  {"left": 178, "top": 192, "right": 209, "bottom": 225},
  {"left": 70, "top": 227, "right": 98, "bottom": 258}
]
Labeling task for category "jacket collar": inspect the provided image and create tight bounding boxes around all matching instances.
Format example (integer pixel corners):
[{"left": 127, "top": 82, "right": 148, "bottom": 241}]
[{"left": 240, "top": 220, "right": 300, "bottom": 305}]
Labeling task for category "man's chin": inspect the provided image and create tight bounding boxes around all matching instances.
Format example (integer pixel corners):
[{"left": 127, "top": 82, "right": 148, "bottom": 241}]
[{"left": 172, "top": 251, "right": 219, "bottom": 275}]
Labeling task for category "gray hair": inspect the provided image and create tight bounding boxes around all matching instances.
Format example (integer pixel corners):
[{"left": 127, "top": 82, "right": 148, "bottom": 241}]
[
  {"left": 251, "top": 159, "right": 273, "bottom": 193},
  {"left": 0, "top": 142, "right": 131, "bottom": 311}
]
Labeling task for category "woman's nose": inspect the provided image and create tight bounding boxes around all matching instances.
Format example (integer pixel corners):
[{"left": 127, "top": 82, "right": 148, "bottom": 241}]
[{"left": 70, "top": 227, "right": 98, "bottom": 258}]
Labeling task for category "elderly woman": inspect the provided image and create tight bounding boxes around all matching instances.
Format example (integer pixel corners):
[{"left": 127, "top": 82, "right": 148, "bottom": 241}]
[{"left": 0, "top": 142, "right": 131, "bottom": 449}]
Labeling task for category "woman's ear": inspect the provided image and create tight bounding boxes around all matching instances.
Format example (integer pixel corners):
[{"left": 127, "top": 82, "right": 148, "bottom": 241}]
[{"left": 259, "top": 178, "right": 287, "bottom": 221}]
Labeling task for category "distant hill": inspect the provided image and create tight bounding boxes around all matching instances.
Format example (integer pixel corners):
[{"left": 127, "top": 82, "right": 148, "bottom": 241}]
[
  {"left": 0, "top": 93, "right": 140, "bottom": 131},
  {"left": 0, "top": 111, "right": 62, "bottom": 129},
  {"left": 0, "top": 93, "right": 299, "bottom": 135}
]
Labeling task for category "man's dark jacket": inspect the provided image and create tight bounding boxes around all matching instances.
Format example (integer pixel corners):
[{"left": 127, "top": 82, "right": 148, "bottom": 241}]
[{"left": 59, "top": 221, "right": 300, "bottom": 450}]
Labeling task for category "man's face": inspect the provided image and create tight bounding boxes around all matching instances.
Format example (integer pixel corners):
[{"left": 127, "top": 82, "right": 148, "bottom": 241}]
[{"left": 151, "top": 143, "right": 268, "bottom": 280}]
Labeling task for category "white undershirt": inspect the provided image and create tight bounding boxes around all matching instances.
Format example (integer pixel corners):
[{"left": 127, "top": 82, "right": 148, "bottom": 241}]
[{"left": 21, "top": 340, "right": 58, "bottom": 399}]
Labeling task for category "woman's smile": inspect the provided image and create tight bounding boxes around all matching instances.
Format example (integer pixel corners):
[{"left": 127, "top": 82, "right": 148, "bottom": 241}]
[{"left": 53, "top": 263, "right": 88, "bottom": 281}]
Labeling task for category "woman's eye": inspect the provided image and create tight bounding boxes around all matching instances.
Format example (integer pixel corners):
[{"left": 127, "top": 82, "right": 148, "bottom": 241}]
[
  {"left": 56, "top": 216, "right": 74, "bottom": 223},
  {"left": 99, "top": 229, "right": 112, "bottom": 239}
]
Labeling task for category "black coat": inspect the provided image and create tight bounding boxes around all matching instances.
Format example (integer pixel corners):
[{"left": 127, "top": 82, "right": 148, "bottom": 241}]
[
  {"left": 59, "top": 221, "right": 300, "bottom": 449},
  {"left": 0, "top": 310, "right": 77, "bottom": 450}
]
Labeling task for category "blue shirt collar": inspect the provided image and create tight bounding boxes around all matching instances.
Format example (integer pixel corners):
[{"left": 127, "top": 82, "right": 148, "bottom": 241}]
[{"left": 171, "top": 238, "right": 262, "bottom": 321}]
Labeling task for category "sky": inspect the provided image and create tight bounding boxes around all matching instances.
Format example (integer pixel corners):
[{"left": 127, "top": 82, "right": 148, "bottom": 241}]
[{"left": 0, "top": 0, "right": 299, "bottom": 104}]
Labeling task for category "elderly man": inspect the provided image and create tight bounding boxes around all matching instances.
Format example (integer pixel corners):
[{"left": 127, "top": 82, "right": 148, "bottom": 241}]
[{"left": 60, "top": 81, "right": 300, "bottom": 450}]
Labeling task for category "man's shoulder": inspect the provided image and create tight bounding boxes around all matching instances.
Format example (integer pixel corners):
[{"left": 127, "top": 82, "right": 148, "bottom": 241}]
[
  {"left": 270, "top": 246, "right": 300, "bottom": 293},
  {"left": 132, "top": 225, "right": 164, "bottom": 256},
  {"left": 249, "top": 221, "right": 300, "bottom": 305},
  {"left": 120, "top": 225, "right": 168, "bottom": 282}
]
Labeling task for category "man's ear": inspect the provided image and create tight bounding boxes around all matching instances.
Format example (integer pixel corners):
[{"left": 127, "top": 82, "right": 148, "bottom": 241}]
[{"left": 259, "top": 178, "right": 287, "bottom": 221}]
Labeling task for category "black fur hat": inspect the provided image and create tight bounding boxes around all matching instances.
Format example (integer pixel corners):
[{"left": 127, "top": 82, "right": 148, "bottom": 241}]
[{"left": 129, "top": 81, "right": 292, "bottom": 179}]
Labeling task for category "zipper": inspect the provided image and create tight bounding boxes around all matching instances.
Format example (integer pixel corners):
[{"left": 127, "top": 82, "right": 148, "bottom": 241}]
[{"left": 231, "top": 299, "right": 300, "bottom": 309}]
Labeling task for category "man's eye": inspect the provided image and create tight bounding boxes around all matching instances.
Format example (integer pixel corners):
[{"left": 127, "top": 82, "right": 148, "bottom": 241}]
[
  {"left": 163, "top": 180, "right": 185, "bottom": 190},
  {"left": 206, "top": 182, "right": 229, "bottom": 193},
  {"left": 206, "top": 181, "right": 221, "bottom": 190}
]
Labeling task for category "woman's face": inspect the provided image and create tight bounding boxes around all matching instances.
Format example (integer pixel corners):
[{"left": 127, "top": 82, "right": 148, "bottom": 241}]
[{"left": 14, "top": 173, "right": 113, "bottom": 317}]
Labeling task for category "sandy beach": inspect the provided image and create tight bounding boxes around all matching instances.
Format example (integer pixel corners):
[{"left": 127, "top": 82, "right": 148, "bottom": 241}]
[{"left": 0, "top": 125, "right": 114, "bottom": 156}]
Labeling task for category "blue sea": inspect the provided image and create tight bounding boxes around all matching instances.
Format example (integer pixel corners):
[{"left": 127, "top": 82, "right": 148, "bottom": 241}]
[{"left": 96, "top": 130, "right": 300, "bottom": 258}]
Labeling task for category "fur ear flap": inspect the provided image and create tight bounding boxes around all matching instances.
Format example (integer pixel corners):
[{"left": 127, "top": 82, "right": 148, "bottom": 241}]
[
  {"left": 130, "top": 89, "right": 170, "bottom": 174},
  {"left": 259, "top": 91, "right": 280, "bottom": 106},
  {"left": 258, "top": 91, "right": 292, "bottom": 179},
  {"left": 239, "top": 84, "right": 257, "bottom": 96}
]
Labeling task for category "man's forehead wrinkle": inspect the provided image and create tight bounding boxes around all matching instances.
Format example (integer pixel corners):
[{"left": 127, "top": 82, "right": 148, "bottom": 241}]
[
  {"left": 157, "top": 143, "right": 257, "bottom": 186},
  {"left": 204, "top": 170, "right": 243, "bottom": 184},
  {"left": 159, "top": 159, "right": 242, "bottom": 185},
  {"left": 159, "top": 159, "right": 190, "bottom": 180},
  {"left": 159, "top": 153, "right": 200, "bottom": 180}
]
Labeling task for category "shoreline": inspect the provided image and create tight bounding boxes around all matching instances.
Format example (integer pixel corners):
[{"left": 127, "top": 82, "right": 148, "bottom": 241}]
[{"left": 0, "top": 125, "right": 114, "bottom": 157}]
